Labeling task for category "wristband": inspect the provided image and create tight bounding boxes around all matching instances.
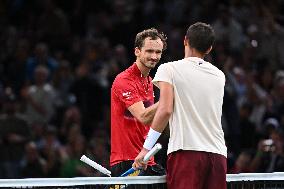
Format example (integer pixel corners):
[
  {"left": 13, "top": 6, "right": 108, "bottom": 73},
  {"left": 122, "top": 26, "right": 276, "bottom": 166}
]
[{"left": 143, "top": 128, "right": 161, "bottom": 150}]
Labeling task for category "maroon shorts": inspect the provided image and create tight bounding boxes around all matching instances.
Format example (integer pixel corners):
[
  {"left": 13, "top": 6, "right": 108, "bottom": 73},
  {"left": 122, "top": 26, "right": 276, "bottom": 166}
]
[{"left": 167, "top": 150, "right": 227, "bottom": 189}]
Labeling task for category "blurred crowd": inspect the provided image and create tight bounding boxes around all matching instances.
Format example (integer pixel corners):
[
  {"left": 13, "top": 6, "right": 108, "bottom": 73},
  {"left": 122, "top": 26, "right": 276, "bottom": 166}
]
[{"left": 0, "top": 0, "right": 284, "bottom": 178}]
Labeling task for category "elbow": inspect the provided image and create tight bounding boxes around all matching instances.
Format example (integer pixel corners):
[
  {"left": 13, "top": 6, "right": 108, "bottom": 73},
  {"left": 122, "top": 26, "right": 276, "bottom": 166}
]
[
  {"left": 141, "top": 119, "right": 151, "bottom": 125},
  {"left": 138, "top": 110, "right": 156, "bottom": 125},
  {"left": 155, "top": 107, "right": 172, "bottom": 121},
  {"left": 138, "top": 115, "right": 152, "bottom": 125},
  {"left": 162, "top": 109, "right": 172, "bottom": 118}
]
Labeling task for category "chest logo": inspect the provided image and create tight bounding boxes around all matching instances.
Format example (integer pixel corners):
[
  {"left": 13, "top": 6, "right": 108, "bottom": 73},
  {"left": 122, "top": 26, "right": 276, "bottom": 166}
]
[{"left": 122, "top": 91, "right": 132, "bottom": 99}]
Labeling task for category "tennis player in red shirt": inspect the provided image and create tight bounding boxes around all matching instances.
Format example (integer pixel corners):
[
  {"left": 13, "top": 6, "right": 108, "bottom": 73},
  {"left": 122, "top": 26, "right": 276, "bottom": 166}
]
[{"left": 110, "top": 28, "right": 167, "bottom": 177}]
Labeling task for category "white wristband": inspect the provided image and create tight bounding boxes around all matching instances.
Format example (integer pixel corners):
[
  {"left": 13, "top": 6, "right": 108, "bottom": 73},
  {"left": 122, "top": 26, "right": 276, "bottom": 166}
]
[{"left": 143, "top": 128, "right": 161, "bottom": 150}]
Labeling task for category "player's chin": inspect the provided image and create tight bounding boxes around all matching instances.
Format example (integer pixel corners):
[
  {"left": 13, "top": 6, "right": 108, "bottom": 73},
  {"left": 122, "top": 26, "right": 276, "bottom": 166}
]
[{"left": 146, "top": 62, "right": 157, "bottom": 68}]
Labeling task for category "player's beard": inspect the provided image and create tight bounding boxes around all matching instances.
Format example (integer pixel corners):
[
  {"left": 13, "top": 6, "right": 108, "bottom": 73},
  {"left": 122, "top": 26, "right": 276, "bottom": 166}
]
[{"left": 141, "top": 59, "right": 158, "bottom": 69}]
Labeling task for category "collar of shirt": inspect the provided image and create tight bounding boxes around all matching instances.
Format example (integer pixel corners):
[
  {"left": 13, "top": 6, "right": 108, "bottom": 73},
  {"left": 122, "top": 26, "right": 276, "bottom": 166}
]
[
  {"left": 128, "top": 63, "right": 150, "bottom": 94},
  {"left": 129, "top": 62, "right": 142, "bottom": 77},
  {"left": 129, "top": 62, "right": 149, "bottom": 79},
  {"left": 185, "top": 57, "right": 206, "bottom": 65}
]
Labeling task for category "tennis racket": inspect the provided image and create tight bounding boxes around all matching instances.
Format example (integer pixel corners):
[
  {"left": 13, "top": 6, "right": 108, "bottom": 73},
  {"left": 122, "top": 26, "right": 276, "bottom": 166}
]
[
  {"left": 80, "top": 143, "right": 162, "bottom": 177},
  {"left": 80, "top": 155, "right": 111, "bottom": 177}
]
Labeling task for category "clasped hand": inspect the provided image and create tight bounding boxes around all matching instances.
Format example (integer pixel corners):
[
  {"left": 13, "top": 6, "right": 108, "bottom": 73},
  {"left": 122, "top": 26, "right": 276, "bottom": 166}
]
[{"left": 132, "top": 148, "right": 150, "bottom": 170}]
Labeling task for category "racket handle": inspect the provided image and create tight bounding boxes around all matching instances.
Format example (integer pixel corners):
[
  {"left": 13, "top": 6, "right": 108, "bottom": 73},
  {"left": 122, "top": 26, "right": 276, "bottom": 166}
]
[
  {"left": 80, "top": 155, "right": 111, "bottom": 177},
  {"left": 143, "top": 143, "right": 162, "bottom": 161}
]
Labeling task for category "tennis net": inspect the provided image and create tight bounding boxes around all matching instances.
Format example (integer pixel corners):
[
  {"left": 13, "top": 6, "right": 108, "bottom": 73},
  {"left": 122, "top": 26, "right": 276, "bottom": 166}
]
[
  {"left": 0, "top": 176, "right": 167, "bottom": 189},
  {"left": 1, "top": 173, "right": 284, "bottom": 188},
  {"left": 227, "top": 172, "right": 284, "bottom": 189}
]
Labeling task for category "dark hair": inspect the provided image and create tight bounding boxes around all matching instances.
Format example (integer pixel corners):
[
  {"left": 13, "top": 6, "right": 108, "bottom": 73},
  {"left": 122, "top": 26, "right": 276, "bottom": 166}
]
[
  {"left": 186, "top": 22, "right": 215, "bottom": 53},
  {"left": 134, "top": 28, "right": 167, "bottom": 51}
]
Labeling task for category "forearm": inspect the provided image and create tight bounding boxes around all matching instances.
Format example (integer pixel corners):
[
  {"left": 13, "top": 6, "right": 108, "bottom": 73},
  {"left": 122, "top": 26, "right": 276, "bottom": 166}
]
[
  {"left": 143, "top": 103, "right": 172, "bottom": 150},
  {"left": 139, "top": 102, "right": 159, "bottom": 125},
  {"left": 151, "top": 107, "right": 171, "bottom": 132},
  {"left": 143, "top": 81, "right": 173, "bottom": 150}
]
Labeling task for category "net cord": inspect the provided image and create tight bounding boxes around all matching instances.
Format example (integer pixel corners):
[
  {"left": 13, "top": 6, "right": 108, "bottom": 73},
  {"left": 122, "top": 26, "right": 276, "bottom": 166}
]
[
  {"left": 0, "top": 176, "right": 166, "bottom": 187},
  {"left": 227, "top": 172, "right": 284, "bottom": 182}
]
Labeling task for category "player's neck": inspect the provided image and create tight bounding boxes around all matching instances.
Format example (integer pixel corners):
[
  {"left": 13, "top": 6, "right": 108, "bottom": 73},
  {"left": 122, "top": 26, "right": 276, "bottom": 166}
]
[
  {"left": 185, "top": 47, "right": 205, "bottom": 59},
  {"left": 135, "top": 61, "right": 150, "bottom": 77}
]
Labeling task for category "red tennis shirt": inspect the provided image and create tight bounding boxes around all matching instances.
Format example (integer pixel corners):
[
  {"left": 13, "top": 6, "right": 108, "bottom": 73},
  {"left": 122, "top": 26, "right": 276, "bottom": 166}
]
[{"left": 110, "top": 63, "right": 155, "bottom": 166}]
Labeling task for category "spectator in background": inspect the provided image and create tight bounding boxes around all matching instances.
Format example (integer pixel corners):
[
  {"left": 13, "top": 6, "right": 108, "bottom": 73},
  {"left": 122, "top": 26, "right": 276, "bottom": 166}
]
[
  {"left": 3, "top": 38, "right": 30, "bottom": 96},
  {"left": 52, "top": 60, "right": 74, "bottom": 109},
  {"left": 108, "top": 44, "right": 129, "bottom": 84},
  {"left": 229, "top": 150, "right": 253, "bottom": 174},
  {"left": 60, "top": 134, "right": 92, "bottom": 177},
  {"left": 212, "top": 4, "right": 246, "bottom": 54},
  {"left": 36, "top": 125, "right": 62, "bottom": 177},
  {"left": 267, "top": 71, "right": 284, "bottom": 124},
  {"left": 222, "top": 54, "right": 241, "bottom": 156},
  {"left": 26, "top": 43, "right": 58, "bottom": 83},
  {"left": 69, "top": 62, "right": 105, "bottom": 139},
  {"left": 21, "top": 142, "right": 46, "bottom": 178},
  {"left": 250, "top": 122, "right": 284, "bottom": 172},
  {"left": 51, "top": 60, "right": 75, "bottom": 126},
  {"left": 0, "top": 89, "right": 31, "bottom": 178},
  {"left": 232, "top": 66, "right": 247, "bottom": 107},
  {"left": 22, "top": 65, "right": 56, "bottom": 125},
  {"left": 36, "top": 0, "right": 70, "bottom": 50},
  {"left": 86, "top": 138, "right": 110, "bottom": 176},
  {"left": 239, "top": 102, "right": 257, "bottom": 150},
  {"left": 59, "top": 105, "right": 81, "bottom": 144},
  {"left": 255, "top": 7, "right": 284, "bottom": 70}
]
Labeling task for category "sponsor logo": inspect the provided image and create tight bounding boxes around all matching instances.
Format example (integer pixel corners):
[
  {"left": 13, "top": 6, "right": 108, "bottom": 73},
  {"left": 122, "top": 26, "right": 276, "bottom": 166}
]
[{"left": 122, "top": 91, "right": 131, "bottom": 99}]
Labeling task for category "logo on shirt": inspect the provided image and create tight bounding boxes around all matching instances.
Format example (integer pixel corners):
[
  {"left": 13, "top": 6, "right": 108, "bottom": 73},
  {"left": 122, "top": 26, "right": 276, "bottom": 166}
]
[{"left": 122, "top": 91, "right": 132, "bottom": 100}]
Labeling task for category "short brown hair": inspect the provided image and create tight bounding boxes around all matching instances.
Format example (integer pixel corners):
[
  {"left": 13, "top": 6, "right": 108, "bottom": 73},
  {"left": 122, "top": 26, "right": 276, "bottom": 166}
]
[
  {"left": 135, "top": 28, "right": 167, "bottom": 51},
  {"left": 186, "top": 22, "right": 215, "bottom": 53}
]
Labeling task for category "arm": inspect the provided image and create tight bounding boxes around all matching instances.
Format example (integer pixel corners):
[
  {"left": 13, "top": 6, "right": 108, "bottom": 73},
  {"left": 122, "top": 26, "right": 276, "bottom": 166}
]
[
  {"left": 133, "top": 81, "right": 174, "bottom": 168},
  {"left": 113, "top": 77, "right": 158, "bottom": 125},
  {"left": 149, "top": 81, "right": 173, "bottom": 132},
  {"left": 128, "top": 102, "right": 159, "bottom": 125}
]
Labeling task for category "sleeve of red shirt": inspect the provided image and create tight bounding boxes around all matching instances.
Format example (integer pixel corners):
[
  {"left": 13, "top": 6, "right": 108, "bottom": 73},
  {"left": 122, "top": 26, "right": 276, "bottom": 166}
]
[{"left": 113, "top": 77, "right": 142, "bottom": 108}]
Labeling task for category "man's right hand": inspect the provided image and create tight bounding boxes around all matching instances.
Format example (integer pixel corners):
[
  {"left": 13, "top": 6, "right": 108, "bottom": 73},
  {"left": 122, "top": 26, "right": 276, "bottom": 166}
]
[{"left": 132, "top": 148, "right": 149, "bottom": 170}]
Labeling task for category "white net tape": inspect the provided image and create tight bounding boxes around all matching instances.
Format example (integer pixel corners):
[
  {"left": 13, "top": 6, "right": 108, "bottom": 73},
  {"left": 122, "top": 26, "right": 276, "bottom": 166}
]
[{"left": 0, "top": 176, "right": 166, "bottom": 187}]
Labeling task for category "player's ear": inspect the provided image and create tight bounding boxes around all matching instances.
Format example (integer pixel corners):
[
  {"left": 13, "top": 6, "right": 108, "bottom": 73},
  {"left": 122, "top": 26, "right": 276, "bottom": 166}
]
[
  {"left": 205, "top": 46, "right": 212, "bottom": 54},
  {"left": 134, "top": 47, "right": 140, "bottom": 57},
  {"left": 184, "top": 36, "right": 188, "bottom": 47}
]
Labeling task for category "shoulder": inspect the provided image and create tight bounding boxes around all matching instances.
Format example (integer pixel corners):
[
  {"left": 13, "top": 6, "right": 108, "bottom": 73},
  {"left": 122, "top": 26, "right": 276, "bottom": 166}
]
[
  {"left": 206, "top": 62, "right": 226, "bottom": 81},
  {"left": 113, "top": 71, "right": 134, "bottom": 82},
  {"left": 156, "top": 60, "right": 184, "bottom": 73},
  {"left": 112, "top": 71, "right": 135, "bottom": 89},
  {"left": 210, "top": 63, "right": 225, "bottom": 76},
  {"left": 157, "top": 60, "right": 180, "bottom": 69}
]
